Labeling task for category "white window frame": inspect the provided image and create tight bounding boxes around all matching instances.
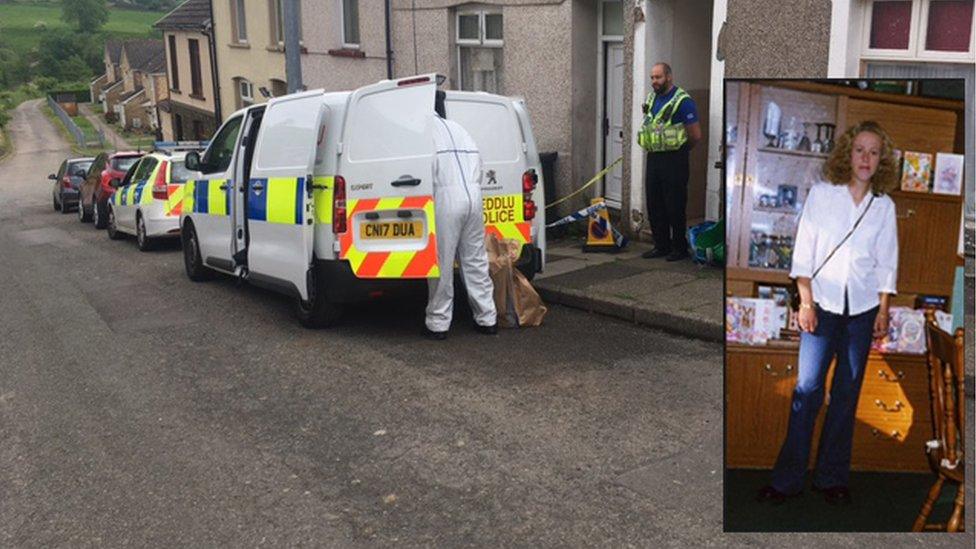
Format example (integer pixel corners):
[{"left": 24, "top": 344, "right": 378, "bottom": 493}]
[
  {"left": 340, "top": 0, "right": 360, "bottom": 48},
  {"left": 861, "top": 0, "right": 976, "bottom": 62},
  {"left": 600, "top": 0, "right": 624, "bottom": 41},
  {"left": 233, "top": 0, "right": 248, "bottom": 43},
  {"left": 456, "top": 8, "right": 503, "bottom": 91},
  {"left": 239, "top": 78, "right": 254, "bottom": 106},
  {"left": 271, "top": 0, "right": 303, "bottom": 47}
]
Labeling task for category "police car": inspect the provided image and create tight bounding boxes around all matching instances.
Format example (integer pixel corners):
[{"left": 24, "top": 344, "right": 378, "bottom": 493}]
[
  {"left": 181, "top": 74, "right": 545, "bottom": 327},
  {"left": 105, "top": 151, "right": 199, "bottom": 251}
]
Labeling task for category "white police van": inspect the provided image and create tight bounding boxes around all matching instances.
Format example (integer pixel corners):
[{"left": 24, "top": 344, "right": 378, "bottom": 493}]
[{"left": 181, "top": 74, "right": 546, "bottom": 327}]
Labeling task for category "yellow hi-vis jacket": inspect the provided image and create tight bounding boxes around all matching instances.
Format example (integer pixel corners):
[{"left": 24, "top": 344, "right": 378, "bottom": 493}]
[{"left": 637, "top": 86, "right": 691, "bottom": 153}]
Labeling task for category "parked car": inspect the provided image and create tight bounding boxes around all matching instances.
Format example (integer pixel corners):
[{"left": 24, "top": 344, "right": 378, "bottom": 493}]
[
  {"left": 106, "top": 151, "right": 199, "bottom": 251},
  {"left": 50, "top": 157, "right": 94, "bottom": 214},
  {"left": 77, "top": 151, "right": 143, "bottom": 227}
]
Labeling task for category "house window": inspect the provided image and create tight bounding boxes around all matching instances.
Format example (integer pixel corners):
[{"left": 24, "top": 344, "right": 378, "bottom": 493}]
[
  {"left": 231, "top": 0, "right": 248, "bottom": 43},
  {"left": 863, "top": 0, "right": 975, "bottom": 60},
  {"left": 602, "top": 0, "right": 624, "bottom": 37},
  {"left": 168, "top": 35, "right": 180, "bottom": 91},
  {"left": 456, "top": 9, "right": 504, "bottom": 93},
  {"left": 342, "top": 0, "right": 360, "bottom": 47},
  {"left": 270, "top": 0, "right": 303, "bottom": 46},
  {"left": 236, "top": 78, "right": 254, "bottom": 109},
  {"left": 271, "top": 78, "right": 287, "bottom": 97},
  {"left": 174, "top": 112, "right": 184, "bottom": 140},
  {"left": 188, "top": 39, "right": 203, "bottom": 97}
]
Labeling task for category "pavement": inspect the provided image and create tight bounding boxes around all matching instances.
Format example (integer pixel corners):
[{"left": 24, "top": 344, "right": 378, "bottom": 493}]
[
  {"left": 535, "top": 237, "right": 723, "bottom": 342},
  {"left": 77, "top": 102, "right": 133, "bottom": 150}
]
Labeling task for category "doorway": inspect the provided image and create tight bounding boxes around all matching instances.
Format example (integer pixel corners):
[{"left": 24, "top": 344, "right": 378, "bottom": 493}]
[{"left": 603, "top": 42, "right": 625, "bottom": 206}]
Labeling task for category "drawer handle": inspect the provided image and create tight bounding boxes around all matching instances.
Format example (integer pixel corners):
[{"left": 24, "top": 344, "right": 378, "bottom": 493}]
[
  {"left": 764, "top": 363, "right": 794, "bottom": 376},
  {"left": 877, "top": 369, "right": 905, "bottom": 382},
  {"left": 872, "top": 428, "right": 902, "bottom": 440},
  {"left": 896, "top": 208, "right": 915, "bottom": 219},
  {"left": 874, "top": 398, "right": 904, "bottom": 412}
]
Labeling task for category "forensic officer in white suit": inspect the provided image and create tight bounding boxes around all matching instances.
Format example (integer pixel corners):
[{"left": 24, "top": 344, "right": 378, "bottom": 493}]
[{"left": 425, "top": 90, "right": 498, "bottom": 340}]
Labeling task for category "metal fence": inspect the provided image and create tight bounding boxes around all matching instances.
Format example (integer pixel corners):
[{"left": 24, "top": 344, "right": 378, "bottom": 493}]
[{"left": 46, "top": 96, "right": 105, "bottom": 149}]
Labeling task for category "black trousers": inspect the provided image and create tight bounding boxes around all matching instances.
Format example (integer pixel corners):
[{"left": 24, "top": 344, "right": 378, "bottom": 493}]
[{"left": 645, "top": 148, "right": 690, "bottom": 253}]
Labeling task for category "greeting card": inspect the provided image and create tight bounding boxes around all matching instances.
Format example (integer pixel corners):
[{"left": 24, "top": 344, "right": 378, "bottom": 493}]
[
  {"left": 900, "top": 151, "right": 932, "bottom": 193},
  {"left": 932, "top": 152, "right": 964, "bottom": 195}
]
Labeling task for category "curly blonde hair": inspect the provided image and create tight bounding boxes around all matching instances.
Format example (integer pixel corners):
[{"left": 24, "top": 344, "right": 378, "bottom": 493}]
[{"left": 822, "top": 120, "right": 899, "bottom": 194}]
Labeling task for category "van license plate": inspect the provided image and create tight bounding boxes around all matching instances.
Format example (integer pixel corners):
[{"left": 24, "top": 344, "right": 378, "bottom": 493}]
[{"left": 360, "top": 220, "right": 424, "bottom": 240}]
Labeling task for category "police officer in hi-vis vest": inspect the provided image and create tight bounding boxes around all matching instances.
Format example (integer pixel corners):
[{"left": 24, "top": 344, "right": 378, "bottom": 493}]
[{"left": 637, "top": 63, "right": 701, "bottom": 261}]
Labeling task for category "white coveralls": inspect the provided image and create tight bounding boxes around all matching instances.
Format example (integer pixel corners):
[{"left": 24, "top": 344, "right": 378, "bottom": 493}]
[{"left": 425, "top": 116, "right": 497, "bottom": 332}]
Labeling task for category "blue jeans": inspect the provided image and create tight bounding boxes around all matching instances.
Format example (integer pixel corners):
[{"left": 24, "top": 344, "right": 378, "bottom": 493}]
[{"left": 770, "top": 305, "right": 878, "bottom": 494}]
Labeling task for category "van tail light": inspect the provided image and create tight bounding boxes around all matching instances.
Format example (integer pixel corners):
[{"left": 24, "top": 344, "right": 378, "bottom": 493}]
[
  {"left": 333, "top": 175, "right": 347, "bottom": 234},
  {"left": 522, "top": 169, "right": 538, "bottom": 221},
  {"left": 152, "top": 161, "right": 169, "bottom": 199},
  {"left": 61, "top": 177, "right": 72, "bottom": 189}
]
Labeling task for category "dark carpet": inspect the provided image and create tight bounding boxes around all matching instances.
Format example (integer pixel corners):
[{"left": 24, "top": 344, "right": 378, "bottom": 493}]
[{"left": 725, "top": 469, "right": 962, "bottom": 532}]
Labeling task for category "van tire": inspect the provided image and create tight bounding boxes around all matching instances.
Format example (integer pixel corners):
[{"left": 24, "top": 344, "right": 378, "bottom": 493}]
[
  {"left": 182, "top": 220, "right": 215, "bottom": 281},
  {"left": 516, "top": 264, "right": 536, "bottom": 282},
  {"left": 295, "top": 266, "right": 343, "bottom": 328},
  {"left": 106, "top": 205, "right": 124, "bottom": 240}
]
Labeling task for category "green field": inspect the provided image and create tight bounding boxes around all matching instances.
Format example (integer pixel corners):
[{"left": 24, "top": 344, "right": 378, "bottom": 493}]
[{"left": 0, "top": 2, "right": 162, "bottom": 53}]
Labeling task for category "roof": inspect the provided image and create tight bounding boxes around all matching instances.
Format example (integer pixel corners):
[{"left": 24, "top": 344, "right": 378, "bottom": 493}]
[
  {"left": 119, "top": 88, "right": 146, "bottom": 104},
  {"left": 154, "top": 0, "right": 211, "bottom": 31},
  {"left": 122, "top": 39, "right": 166, "bottom": 73},
  {"left": 105, "top": 40, "right": 123, "bottom": 63}
]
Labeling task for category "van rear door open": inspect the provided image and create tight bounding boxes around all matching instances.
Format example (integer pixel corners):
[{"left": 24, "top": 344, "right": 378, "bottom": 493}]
[
  {"left": 446, "top": 95, "right": 533, "bottom": 255},
  {"left": 245, "top": 90, "right": 327, "bottom": 300},
  {"left": 336, "top": 75, "right": 438, "bottom": 279}
]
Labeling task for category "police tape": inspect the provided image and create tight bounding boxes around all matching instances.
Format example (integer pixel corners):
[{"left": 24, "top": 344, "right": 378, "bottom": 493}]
[
  {"left": 547, "top": 201, "right": 628, "bottom": 248},
  {"left": 544, "top": 156, "right": 623, "bottom": 210},
  {"left": 545, "top": 201, "right": 607, "bottom": 228}
]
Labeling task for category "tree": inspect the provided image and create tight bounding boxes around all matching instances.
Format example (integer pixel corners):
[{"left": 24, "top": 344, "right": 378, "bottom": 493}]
[{"left": 61, "top": 0, "right": 109, "bottom": 33}]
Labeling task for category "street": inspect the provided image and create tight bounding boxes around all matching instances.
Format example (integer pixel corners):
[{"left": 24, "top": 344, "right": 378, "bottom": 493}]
[
  {"left": 0, "top": 100, "right": 970, "bottom": 547},
  {"left": 0, "top": 99, "right": 722, "bottom": 546}
]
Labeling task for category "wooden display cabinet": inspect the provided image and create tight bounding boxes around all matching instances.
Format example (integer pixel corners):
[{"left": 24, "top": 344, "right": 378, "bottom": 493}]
[{"left": 726, "top": 344, "right": 932, "bottom": 472}]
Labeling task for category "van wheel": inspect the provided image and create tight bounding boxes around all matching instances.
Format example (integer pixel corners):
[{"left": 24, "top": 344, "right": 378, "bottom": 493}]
[
  {"left": 93, "top": 200, "right": 107, "bottom": 229},
  {"left": 136, "top": 213, "right": 153, "bottom": 251},
  {"left": 516, "top": 264, "right": 536, "bottom": 282},
  {"left": 182, "top": 220, "right": 215, "bottom": 281},
  {"left": 106, "top": 205, "right": 124, "bottom": 240},
  {"left": 295, "top": 266, "right": 342, "bottom": 328},
  {"left": 53, "top": 193, "right": 60, "bottom": 211}
]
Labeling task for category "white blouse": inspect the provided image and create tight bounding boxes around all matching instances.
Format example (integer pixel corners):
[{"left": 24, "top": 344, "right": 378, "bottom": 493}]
[{"left": 789, "top": 182, "right": 898, "bottom": 316}]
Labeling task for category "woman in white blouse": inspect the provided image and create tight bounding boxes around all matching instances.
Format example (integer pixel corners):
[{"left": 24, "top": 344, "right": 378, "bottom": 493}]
[{"left": 758, "top": 120, "right": 899, "bottom": 506}]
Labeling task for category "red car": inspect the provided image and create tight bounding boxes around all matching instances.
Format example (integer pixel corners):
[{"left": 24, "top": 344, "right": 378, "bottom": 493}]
[{"left": 78, "top": 151, "right": 144, "bottom": 228}]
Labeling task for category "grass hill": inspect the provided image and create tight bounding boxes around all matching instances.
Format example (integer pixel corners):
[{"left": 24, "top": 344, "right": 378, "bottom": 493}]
[{"left": 0, "top": 2, "right": 163, "bottom": 54}]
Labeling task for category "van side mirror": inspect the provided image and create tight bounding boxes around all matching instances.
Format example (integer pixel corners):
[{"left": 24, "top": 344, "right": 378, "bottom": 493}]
[
  {"left": 48, "top": 173, "right": 57, "bottom": 180},
  {"left": 110, "top": 178, "right": 121, "bottom": 188},
  {"left": 184, "top": 151, "right": 201, "bottom": 171}
]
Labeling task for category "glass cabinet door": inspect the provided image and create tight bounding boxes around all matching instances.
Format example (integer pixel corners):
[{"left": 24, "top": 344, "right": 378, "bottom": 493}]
[{"left": 735, "top": 85, "right": 841, "bottom": 273}]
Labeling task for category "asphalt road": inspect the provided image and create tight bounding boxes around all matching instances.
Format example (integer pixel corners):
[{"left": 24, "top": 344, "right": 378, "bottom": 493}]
[{"left": 0, "top": 100, "right": 972, "bottom": 547}]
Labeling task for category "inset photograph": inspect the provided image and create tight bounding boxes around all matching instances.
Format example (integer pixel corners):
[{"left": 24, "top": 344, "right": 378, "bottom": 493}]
[{"left": 723, "top": 78, "right": 968, "bottom": 532}]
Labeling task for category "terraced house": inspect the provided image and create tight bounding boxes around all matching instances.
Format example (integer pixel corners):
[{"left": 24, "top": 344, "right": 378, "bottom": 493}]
[
  {"left": 90, "top": 39, "right": 168, "bottom": 133},
  {"left": 212, "top": 0, "right": 288, "bottom": 115},
  {"left": 155, "top": 0, "right": 221, "bottom": 141}
]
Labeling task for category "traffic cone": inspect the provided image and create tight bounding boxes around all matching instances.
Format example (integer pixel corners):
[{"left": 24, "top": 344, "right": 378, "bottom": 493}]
[{"left": 583, "top": 197, "right": 626, "bottom": 252}]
